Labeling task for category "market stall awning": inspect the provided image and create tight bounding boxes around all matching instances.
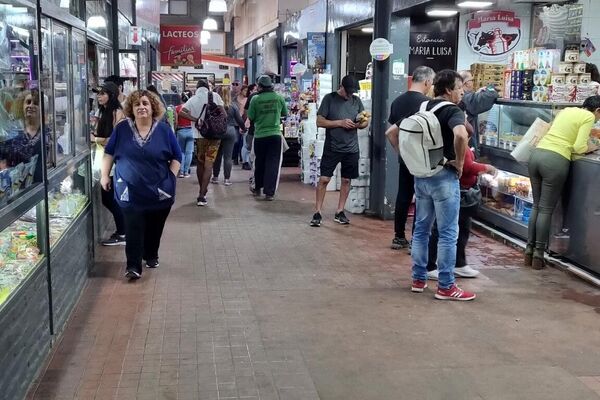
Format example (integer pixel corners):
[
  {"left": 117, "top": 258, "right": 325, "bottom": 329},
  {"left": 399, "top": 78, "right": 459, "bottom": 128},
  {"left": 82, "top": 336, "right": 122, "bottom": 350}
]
[
  {"left": 151, "top": 72, "right": 185, "bottom": 82},
  {"left": 202, "top": 54, "right": 245, "bottom": 68}
]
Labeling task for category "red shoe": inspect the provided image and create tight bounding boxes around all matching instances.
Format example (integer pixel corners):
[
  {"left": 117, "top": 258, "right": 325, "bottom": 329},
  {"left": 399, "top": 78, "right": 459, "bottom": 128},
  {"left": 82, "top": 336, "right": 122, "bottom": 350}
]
[
  {"left": 411, "top": 280, "right": 428, "bottom": 293},
  {"left": 435, "top": 284, "right": 476, "bottom": 301}
]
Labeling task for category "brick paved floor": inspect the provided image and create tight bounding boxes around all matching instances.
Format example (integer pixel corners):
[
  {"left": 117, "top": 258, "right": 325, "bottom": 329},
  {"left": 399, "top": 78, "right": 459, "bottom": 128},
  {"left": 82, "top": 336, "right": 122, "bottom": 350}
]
[{"left": 27, "top": 168, "right": 600, "bottom": 400}]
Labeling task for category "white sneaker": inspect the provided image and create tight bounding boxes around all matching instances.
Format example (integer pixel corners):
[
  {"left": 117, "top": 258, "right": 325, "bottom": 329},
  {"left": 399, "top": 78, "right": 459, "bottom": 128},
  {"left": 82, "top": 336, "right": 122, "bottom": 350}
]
[
  {"left": 454, "top": 265, "right": 480, "bottom": 278},
  {"left": 427, "top": 270, "right": 439, "bottom": 281}
]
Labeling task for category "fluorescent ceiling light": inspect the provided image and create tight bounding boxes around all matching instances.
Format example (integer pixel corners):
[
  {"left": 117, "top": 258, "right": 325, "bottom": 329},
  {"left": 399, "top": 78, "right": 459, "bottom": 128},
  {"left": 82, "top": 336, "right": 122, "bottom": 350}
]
[
  {"left": 87, "top": 15, "right": 107, "bottom": 28},
  {"left": 208, "top": 0, "right": 227, "bottom": 13},
  {"left": 203, "top": 17, "right": 218, "bottom": 31},
  {"left": 426, "top": 9, "right": 458, "bottom": 17},
  {"left": 362, "top": 27, "right": 374, "bottom": 33},
  {"left": 457, "top": 1, "right": 493, "bottom": 8}
]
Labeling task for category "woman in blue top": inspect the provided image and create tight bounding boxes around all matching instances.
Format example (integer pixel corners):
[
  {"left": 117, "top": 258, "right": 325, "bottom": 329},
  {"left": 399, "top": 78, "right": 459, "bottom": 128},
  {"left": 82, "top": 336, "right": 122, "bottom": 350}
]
[{"left": 101, "top": 90, "right": 182, "bottom": 280}]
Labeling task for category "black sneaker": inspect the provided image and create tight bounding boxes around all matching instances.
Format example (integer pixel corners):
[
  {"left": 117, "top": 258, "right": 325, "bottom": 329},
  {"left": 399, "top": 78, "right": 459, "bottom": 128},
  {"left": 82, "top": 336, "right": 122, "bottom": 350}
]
[
  {"left": 407, "top": 240, "right": 412, "bottom": 255},
  {"left": 146, "top": 259, "right": 159, "bottom": 268},
  {"left": 334, "top": 211, "right": 350, "bottom": 225},
  {"left": 125, "top": 269, "right": 141, "bottom": 280},
  {"left": 101, "top": 233, "right": 126, "bottom": 246},
  {"left": 196, "top": 196, "right": 208, "bottom": 206},
  {"left": 252, "top": 188, "right": 262, "bottom": 197},
  {"left": 310, "top": 212, "right": 322, "bottom": 227},
  {"left": 242, "top": 162, "right": 251, "bottom": 170},
  {"left": 265, "top": 195, "right": 275, "bottom": 201},
  {"left": 391, "top": 236, "right": 410, "bottom": 250}
]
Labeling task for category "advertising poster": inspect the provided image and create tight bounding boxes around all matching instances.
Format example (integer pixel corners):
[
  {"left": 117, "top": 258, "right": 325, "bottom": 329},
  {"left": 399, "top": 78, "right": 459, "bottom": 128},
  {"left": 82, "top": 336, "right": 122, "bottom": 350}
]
[
  {"left": 307, "top": 32, "right": 325, "bottom": 70},
  {"left": 466, "top": 10, "right": 522, "bottom": 61},
  {"left": 160, "top": 25, "right": 202, "bottom": 66}
]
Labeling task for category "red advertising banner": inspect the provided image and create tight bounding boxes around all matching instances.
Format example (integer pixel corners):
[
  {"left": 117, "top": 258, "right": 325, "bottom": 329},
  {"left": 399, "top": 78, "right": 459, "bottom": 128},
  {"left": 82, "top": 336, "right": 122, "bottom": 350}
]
[{"left": 160, "top": 25, "right": 202, "bottom": 66}]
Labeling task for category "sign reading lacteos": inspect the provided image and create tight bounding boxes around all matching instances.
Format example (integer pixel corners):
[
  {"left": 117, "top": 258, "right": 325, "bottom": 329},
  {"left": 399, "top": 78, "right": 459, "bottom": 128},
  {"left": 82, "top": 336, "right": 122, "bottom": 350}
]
[{"left": 160, "top": 25, "right": 202, "bottom": 66}]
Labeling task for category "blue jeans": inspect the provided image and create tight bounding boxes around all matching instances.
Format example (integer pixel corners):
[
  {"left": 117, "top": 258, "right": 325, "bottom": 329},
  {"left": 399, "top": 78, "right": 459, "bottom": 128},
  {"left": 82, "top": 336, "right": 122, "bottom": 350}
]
[
  {"left": 241, "top": 134, "right": 251, "bottom": 163},
  {"left": 177, "top": 127, "right": 194, "bottom": 174},
  {"left": 411, "top": 168, "right": 460, "bottom": 289}
]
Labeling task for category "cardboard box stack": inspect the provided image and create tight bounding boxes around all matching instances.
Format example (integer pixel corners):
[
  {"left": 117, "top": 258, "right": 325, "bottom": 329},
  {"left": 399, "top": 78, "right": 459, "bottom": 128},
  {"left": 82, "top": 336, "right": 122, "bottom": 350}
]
[{"left": 471, "top": 63, "right": 505, "bottom": 92}]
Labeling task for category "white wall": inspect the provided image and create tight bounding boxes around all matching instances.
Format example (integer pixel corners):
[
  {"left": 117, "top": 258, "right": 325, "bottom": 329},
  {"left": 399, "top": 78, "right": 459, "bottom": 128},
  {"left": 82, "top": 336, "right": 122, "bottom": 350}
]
[
  {"left": 580, "top": 0, "right": 600, "bottom": 66},
  {"left": 456, "top": 4, "right": 532, "bottom": 70}
]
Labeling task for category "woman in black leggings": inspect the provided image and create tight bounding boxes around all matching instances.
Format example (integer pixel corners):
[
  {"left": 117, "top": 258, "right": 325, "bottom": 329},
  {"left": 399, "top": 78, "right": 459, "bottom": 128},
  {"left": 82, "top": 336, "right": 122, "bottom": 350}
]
[{"left": 526, "top": 96, "right": 600, "bottom": 269}]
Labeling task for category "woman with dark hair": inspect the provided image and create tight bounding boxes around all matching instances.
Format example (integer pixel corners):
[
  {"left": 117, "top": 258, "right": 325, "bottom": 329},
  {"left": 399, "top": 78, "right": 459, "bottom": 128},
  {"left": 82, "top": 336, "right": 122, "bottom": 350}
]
[
  {"left": 175, "top": 90, "right": 194, "bottom": 177},
  {"left": 526, "top": 95, "right": 600, "bottom": 269},
  {"left": 212, "top": 86, "right": 245, "bottom": 185},
  {"left": 586, "top": 63, "right": 600, "bottom": 84},
  {"left": 101, "top": 90, "right": 182, "bottom": 279},
  {"left": 92, "top": 82, "right": 127, "bottom": 246}
]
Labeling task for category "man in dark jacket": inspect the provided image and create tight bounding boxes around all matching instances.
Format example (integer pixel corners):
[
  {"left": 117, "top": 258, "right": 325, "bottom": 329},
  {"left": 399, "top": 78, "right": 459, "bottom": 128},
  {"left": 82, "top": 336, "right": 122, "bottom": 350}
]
[{"left": 459, "top": 70, "right": 498, "bottom": 151}]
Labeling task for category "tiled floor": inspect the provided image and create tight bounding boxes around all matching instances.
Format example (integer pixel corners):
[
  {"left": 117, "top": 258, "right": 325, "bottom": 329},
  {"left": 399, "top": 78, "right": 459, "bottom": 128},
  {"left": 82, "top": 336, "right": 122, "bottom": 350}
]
[{"left": 27, "top": 168, "right": 600, "bottom": 400}]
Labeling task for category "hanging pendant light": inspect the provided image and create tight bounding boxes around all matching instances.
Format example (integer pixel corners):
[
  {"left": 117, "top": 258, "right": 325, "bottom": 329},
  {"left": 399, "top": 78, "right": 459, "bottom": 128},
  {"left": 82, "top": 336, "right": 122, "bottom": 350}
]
[
  {"left": 200, "top": 30, "right": 211, "bottom": 45},
  {"left": 203, "top": 17, "right": 218, "bottom": 31},
  {"left": 208, "top": 0, "right": 227, "bottom": 13}
]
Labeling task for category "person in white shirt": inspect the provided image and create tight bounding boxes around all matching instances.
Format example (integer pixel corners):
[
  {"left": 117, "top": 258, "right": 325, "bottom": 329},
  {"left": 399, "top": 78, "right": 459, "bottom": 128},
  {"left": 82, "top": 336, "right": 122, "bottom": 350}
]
[{"left": 179, "top": 79, "right": 224, "bottom": 206}]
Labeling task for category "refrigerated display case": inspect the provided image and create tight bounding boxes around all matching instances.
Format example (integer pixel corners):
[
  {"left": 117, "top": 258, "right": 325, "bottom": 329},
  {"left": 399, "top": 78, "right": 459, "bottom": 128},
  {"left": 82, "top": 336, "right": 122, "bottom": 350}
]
[{"left": 476, "top": 99, "right": 600, "bottom": 275}]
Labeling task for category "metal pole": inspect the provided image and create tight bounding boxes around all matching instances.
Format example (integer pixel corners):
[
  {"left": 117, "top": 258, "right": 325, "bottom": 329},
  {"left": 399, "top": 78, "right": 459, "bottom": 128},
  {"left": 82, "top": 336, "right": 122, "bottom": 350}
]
[{"left": 369, "top": 0, "right": 392, "bottom": 218}]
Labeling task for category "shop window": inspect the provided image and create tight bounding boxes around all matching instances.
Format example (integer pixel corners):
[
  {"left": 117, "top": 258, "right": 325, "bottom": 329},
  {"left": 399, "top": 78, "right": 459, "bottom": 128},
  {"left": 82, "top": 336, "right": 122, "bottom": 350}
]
[
  {"left": 0, "top": 1, "right": 45, "bottom": 211},
  {"left": 86, "top": 0, "right": 112, "bottom": 40},
  {"left": 51, "top": 23, "right": 72, "bottom": 163},
  {"left": 160, "top": 0, "right": 188, "bottom": 15},
  {"left": 47, "top": 0, "right": 83, "bottom": 19},
  {"left": 72, "top": 30, "right": 88, "bottom": 153}
]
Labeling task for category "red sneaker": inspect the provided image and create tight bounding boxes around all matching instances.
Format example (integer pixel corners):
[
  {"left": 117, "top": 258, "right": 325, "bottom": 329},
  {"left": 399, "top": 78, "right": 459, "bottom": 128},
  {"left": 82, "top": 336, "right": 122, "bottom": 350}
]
[
  {"left": 435, "top": 284, "right": 476, "bottom": 301},
  {"left": 411, "top": 280, "right": 428, "bottom": 293}
]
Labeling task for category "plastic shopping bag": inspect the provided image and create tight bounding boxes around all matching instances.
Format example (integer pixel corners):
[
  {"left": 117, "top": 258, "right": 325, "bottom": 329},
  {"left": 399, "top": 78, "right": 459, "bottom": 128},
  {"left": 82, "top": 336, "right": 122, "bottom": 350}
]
[
  {"left": 511, "top": 117, "right": 551, "bottom": 163},
  {"left": 92, "top": 143, "right": 104, "bottom": 182}
]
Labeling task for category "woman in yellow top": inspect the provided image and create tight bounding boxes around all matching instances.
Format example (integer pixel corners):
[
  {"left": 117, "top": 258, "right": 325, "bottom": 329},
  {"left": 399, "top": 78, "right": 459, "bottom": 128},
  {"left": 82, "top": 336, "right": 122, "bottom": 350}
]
[{"left": 526, "top": 95, "right": 600, "bottom": 269}]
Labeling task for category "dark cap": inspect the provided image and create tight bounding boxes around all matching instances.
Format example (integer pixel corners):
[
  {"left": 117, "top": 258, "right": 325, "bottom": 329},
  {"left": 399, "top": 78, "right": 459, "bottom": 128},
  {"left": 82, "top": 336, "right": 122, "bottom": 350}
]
[
  {"left": 104, "top": 75, "right": 124, "bottom": 86},
  {"left": 257, "top": 75, "right": 273, "bottom": 88},
  {"left": 92, "top": 82, "right": 119, "bottom": 97},
  {"left": 341, "top": 75, "right": 358, "bottom": 94}
]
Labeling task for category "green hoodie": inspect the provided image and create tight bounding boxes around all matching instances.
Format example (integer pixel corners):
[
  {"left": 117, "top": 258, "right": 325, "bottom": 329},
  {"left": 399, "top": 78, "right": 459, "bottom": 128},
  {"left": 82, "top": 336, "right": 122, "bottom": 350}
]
[{"left": 247, "top": 90, "right": 287, "bottom": 138}]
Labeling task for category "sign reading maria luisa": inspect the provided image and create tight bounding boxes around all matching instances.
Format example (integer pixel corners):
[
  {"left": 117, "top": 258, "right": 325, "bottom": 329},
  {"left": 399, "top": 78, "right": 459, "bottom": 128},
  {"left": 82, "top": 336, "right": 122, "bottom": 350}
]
[{"left": 410, "top": 33, "right": 453, "bottom": 57}]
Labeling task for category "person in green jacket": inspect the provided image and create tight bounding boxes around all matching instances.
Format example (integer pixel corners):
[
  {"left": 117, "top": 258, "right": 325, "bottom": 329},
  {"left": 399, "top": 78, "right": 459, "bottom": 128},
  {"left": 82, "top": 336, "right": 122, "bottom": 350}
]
[{"left": 247, "top": 75, "right": 287, "bottom": 200}]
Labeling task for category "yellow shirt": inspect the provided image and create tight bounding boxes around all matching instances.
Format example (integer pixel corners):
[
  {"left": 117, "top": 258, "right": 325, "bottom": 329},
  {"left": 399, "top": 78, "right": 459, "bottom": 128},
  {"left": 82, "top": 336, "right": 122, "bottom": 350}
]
[{"left": 537, "top": 107, "right": 595, "bottom": 160}]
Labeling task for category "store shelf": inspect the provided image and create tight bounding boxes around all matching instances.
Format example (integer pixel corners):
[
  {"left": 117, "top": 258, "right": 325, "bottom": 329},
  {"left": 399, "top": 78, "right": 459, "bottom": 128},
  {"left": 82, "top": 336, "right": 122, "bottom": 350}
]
[
  {"left": 482, "top": 185, "right": 533, "bottom": 204},
  {"left": 479, "top": 145, "right": 529, "bottom": 176},
  {"left": 496, "top": 98, "right": 582, "bottom": 108},
  {"left": 0, "top": 185, "right": 45, "bottom": 233},
  {"left": 0, "top": 256, "right": 46, "bottom": 313},
  {"left": 477, "top": 204, "right": 528, "bottom": 240}
]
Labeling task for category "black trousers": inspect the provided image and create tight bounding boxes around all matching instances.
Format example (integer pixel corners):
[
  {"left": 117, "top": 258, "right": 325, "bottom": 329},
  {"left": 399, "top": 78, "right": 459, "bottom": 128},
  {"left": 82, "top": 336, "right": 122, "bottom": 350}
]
[
  {"left": 394, "top": 160, "right": 415, "bottom": 239},
  {"left": 253, "top": 135, "right": 282, "bottom": 196},
  {"left": 427, "top": 204, "right": 477, "bottom": 271},
  {"left": 123, "top": 207, "right": 171, "bottom": 273},
  {"left": 101, "top": 185, "right": 125, "bottom": 235}
]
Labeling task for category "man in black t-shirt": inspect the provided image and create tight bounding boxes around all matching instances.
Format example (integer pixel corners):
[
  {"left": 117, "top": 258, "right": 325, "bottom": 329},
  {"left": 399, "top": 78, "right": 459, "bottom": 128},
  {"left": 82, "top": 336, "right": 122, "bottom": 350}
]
[
  {"left": 310, "top": 75, "right": 368, "bottom": 227},
  {"left": 385, "top": 66, "right": 434, "bottom": 251},
  {"left": 408, "top": 70, "right": 476, "bottom": 301}
]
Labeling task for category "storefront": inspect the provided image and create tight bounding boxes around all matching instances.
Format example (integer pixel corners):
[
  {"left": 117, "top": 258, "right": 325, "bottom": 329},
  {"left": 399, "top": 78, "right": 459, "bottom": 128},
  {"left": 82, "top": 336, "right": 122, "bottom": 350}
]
[{"left": 0, "top": 1, "right": 93, "bottom": 398}]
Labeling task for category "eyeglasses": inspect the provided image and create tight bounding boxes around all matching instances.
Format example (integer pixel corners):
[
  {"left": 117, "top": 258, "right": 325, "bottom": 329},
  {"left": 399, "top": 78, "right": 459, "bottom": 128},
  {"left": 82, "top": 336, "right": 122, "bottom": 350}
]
[{"left": 232, "top": 82, "right": 240, "bottom": 86}]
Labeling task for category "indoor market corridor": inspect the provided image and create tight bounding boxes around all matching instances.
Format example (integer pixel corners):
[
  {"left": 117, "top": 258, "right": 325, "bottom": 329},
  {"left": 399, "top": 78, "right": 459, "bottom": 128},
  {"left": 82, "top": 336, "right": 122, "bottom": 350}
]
[{"left": 28, "top": 168, "right": 600, "bottom": 400}]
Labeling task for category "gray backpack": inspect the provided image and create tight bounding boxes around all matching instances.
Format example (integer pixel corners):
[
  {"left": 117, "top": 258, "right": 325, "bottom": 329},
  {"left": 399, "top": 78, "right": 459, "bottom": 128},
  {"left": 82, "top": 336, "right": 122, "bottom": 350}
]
[{"left": 398, "top": 100, "right": 453, "bottom": 178}]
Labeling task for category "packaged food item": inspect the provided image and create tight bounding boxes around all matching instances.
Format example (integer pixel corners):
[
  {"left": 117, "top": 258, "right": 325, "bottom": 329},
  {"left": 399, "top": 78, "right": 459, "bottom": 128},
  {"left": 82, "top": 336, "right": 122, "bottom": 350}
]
[
  {"left": 558, "top": 63, "right": 574, "bottom": 74},
  {"left": 566, "top": 74, "right": 579, "bottom": 85},
  {"left": 564, "top": 50, "right": 580, "bottom": 62},
  {"left": 551, "top": 74, "right": 566, "bottom": 85},
  {"left": 574, "top": 63, "right": 587, "bottom": 74},
  {"left": 578, "top": 74, "right": 592, "bottom": 84}
]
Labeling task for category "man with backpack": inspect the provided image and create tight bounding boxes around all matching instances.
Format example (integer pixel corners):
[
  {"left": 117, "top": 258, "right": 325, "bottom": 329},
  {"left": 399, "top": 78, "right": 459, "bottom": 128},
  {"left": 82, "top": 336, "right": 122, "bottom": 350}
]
[
  {"left": 397, "top": 69, "right": 475, "bottom": 301},
  {"left": 246, "top": 75, "right": 287, "bottom": 201},
  {"left": 385, "top": 66, "right": 435, "bottom": 251},
  {"left": 179, "top": 79, "right": 224, "bottom": 206}
]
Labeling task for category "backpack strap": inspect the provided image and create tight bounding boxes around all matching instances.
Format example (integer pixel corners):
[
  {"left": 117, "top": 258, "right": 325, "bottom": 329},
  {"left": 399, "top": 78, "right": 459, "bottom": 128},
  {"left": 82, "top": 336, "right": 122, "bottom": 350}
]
[
  {"left": 208, "top": 91, "right": 214, "bottom": 105},
  {"left": 419, "top": 101, "right": 430, "bottom": 113},
  {"left": 429, "top": 101, "right": 455, "bottom": 113}
]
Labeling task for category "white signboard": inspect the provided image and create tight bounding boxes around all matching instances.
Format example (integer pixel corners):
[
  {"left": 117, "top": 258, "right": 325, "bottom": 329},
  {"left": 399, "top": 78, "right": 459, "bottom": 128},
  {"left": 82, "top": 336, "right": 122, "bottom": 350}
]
[
  {"left": 369, "top": 38, "right": 394, "bottom": 61},
  {"left": 202, "top": 32, "right": 226, "bottom": 55}
]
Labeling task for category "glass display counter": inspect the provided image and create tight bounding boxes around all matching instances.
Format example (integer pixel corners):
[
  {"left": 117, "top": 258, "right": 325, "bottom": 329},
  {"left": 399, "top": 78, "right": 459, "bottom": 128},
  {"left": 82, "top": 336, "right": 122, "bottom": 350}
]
[{"left": 0, "top": 201, "right": 46, "bottom": 308}]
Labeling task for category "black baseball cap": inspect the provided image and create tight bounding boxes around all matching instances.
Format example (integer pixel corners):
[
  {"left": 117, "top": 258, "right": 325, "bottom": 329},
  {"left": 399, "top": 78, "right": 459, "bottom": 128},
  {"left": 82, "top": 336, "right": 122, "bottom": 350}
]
[
  {"left": 341, "top": 75, "right": 358, "bottom": 94},
  {"left": 92, "top": 82, "right": 119, "bottom": 96}
]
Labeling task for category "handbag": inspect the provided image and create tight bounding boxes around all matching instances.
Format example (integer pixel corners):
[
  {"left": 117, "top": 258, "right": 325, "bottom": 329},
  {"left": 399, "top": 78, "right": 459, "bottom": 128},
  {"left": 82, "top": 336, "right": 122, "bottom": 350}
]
[{"left": 460, "top": 184, "right": 482, "bottom": 208}]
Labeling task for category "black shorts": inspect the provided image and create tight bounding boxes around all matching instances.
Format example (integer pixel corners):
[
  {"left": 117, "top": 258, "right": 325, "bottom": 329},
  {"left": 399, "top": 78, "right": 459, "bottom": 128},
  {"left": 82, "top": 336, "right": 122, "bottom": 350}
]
[{"left": 320, "top": 149, "right": 360, "bottom": 179}]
